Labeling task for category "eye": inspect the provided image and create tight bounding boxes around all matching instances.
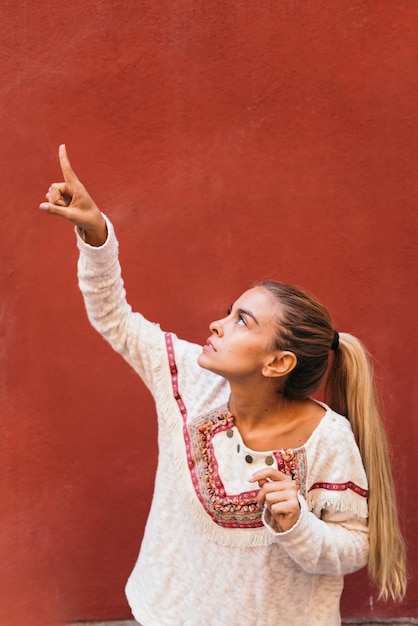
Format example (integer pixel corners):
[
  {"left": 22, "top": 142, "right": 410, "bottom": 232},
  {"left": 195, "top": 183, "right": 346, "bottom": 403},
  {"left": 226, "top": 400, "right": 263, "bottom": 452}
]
[
  {"left": 236, "top": 313, "right": 247, "bottom": 326},
  {"left": 227, "top": 306, "right": 247, "bottom": 326}
]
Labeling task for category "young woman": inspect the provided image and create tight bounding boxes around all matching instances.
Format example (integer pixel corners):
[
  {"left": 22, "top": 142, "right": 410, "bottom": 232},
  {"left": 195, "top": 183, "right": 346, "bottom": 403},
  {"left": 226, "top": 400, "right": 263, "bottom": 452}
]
[{"left": 40, "top": 145, "right": 406, "bottom": 626}]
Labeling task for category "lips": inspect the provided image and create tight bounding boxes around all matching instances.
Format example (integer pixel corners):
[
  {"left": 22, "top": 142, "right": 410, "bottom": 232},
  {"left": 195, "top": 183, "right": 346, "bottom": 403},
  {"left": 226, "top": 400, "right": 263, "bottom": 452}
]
[{"left": 204, "top": 338, "right": 216, "bottom": 352}]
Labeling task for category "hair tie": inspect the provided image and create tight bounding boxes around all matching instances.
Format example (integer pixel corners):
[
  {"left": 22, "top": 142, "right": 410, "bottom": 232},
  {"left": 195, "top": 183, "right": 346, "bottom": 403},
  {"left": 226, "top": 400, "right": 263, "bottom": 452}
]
[{"left": 331, "top": 330, "right": 339, "bottom": 351}]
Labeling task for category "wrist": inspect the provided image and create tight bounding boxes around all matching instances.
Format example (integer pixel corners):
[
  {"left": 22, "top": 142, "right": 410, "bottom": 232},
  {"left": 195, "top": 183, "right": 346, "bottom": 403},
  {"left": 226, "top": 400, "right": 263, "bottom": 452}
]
[{"left": 83, "top": 218, "right": 108, "bottom": 247}]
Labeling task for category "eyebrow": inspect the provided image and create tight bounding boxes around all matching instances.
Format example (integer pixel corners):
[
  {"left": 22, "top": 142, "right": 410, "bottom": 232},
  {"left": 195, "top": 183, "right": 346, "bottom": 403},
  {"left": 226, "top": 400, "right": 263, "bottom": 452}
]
[{"left": 235, "top": 306, "right": 260, "bottom": 325}]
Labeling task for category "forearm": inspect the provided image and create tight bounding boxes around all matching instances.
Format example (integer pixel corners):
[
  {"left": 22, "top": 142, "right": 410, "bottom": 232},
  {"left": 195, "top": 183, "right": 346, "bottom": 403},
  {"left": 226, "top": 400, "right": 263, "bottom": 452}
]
[
  {"left": 77, "top": 215, "right": 129, "bottom": 343},
  {"left": 76, "top": 215, "right": 164, "bottom": 388}
]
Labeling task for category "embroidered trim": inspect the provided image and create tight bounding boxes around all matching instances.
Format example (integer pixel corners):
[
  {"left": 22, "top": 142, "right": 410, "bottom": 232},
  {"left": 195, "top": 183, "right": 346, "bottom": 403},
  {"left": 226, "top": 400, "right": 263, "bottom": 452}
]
[
  {"left": 165, "top": 333, "right": 263, "bottom": 527},
  {"left": 275, "top": 448, "right": 307, "bottom": 497},
  {"left": 309, "top": 481, "right": 368, "bottom": 498},
  {"left": 188, "top": 406, "right": 262, "bottom": 528},
  {"left": 165, "top": 333, "right": 187, "bottom": 420}
]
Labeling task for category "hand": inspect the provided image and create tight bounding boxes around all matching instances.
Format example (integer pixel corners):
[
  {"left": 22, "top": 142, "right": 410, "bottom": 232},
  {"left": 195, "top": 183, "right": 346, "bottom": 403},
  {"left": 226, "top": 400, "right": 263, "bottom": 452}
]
[
  {"left": 249, "top": 468, "right": 300, "bottom": 532},
  {"left": 39, "top": 144, "right": 107, "bottom": 246}
]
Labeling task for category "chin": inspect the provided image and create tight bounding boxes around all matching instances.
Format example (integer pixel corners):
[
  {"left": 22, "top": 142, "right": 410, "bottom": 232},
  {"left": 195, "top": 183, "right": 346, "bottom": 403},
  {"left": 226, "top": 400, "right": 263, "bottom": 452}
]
[
  {"left": 197, "top": 352, "right": 210, "bottom": 370},
  {"left": 198, "top": 351, "right": 219, "bottom": 375}
]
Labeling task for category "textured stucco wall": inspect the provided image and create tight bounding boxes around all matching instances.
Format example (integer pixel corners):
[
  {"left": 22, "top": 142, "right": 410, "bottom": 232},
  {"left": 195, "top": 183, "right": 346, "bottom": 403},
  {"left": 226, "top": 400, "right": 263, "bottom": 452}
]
[{"left": 1, "top": 2, "right": 417, "bottom": 625}]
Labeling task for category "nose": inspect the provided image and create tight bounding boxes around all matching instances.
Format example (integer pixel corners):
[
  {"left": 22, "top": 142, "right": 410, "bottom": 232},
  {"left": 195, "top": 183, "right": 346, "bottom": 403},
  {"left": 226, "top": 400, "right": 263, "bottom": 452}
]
[{"left": 209, "top": 318, "right": 224, "bottom": 336}]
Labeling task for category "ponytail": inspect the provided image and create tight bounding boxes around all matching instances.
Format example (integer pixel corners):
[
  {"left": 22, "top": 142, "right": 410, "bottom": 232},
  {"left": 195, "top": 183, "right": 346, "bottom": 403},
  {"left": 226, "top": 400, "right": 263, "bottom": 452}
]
[
  {"left": 258, "top": 279, "right": 407, "bottom": 600},
  {"left": 325, "top": 333, "right": 407, "bottom": 602}
]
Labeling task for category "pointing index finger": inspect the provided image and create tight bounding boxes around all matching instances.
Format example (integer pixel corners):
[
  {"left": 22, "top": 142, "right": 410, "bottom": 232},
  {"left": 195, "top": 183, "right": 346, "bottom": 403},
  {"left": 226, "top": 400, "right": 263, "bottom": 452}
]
[{"left": 58, "top": 144, "right": 79, "bottom": 184}]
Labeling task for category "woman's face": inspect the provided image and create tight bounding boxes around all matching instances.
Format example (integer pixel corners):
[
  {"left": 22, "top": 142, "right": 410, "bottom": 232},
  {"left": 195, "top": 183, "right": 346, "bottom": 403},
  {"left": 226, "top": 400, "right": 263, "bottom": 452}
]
[{"left": 198, "top": 287, "right": 281, "bottom": 381}]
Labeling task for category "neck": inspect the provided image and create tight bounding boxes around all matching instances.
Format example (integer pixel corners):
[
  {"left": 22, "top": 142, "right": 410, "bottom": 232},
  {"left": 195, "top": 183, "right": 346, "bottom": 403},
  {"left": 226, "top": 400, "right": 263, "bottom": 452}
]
[
  {"left": 228, "top": 380, "right": 291, "bottom": 429},
  {"left": 228, "top": 382, "right": 324, "bottom": 452}
]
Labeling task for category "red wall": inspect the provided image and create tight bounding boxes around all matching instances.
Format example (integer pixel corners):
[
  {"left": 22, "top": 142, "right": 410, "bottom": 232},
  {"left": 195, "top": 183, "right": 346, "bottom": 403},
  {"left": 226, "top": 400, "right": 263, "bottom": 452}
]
[{"left": 1, "top": 2, "right": 417, "bottom": 625}]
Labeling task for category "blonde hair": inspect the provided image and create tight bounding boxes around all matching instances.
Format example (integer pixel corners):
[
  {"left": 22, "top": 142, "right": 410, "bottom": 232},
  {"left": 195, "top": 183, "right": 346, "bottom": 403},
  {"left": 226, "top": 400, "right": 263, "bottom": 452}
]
[
  {"left": 259, "top": 280, "right": 407, "bottom": 602},
  {"left": 325, "top": 333, "right": 407, "bottom": 602}
]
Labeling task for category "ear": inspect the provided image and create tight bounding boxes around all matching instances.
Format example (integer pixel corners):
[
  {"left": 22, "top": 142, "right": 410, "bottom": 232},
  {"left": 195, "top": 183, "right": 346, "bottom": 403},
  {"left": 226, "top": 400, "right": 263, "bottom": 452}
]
[{"left": 262, "top": 351, "right": 297, "bottom": 378}]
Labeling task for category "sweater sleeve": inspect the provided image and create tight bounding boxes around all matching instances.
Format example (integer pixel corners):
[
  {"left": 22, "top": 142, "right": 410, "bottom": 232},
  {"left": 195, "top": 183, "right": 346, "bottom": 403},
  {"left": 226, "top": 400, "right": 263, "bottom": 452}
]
[
  {"left": 76, "top": 215, "right": 169, "bottom": 394},
  {"left": 263, "top": 497, "right": 369, "bottom": 576}
]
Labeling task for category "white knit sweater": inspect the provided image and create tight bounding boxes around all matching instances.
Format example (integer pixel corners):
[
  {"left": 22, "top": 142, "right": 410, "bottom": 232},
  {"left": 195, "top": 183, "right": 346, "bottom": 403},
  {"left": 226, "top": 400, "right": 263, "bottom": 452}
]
[{"left": 76, "top": 217, "right": 369, "bottom": 626}]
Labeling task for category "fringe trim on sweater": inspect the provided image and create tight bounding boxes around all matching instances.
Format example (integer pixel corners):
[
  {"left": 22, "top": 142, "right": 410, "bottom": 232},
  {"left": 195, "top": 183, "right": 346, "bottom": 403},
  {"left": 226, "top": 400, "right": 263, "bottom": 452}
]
[{"left": 307, "top": 488, "right": 368, "bottom": 519}]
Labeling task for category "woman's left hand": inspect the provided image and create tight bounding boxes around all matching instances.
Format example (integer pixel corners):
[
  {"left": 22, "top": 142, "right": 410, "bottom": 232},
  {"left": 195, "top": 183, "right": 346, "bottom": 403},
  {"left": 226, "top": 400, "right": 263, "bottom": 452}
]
[{"left": 249, "top": 468, "right": 301, "bottom": 532}]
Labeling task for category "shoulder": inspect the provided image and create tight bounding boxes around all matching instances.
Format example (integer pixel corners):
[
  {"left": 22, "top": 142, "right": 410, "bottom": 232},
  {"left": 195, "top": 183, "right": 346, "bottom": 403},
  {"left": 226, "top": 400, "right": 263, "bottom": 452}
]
[
  {"left": 311, "top": 404, "right": 357, "bottom": 448},
  {"left": 305, "top": 404, "right": 367, "bottom": 488},
  {"left": 303, "top": 404, "right": 368, "bottom": 517}
]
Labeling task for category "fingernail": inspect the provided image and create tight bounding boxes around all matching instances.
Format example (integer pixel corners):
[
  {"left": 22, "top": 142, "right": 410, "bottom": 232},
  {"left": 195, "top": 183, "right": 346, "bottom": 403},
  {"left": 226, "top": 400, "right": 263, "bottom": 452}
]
[{"left": 39, "top": 203, "right": 49, "bottom": 212}]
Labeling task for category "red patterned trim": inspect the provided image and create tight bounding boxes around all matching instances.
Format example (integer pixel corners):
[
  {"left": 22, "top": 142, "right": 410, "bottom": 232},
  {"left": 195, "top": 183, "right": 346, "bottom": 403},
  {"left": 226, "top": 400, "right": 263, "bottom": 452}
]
[
  {"left": 165, "top": 333, "right": 187, "bottom": 421},
  {"left": 308, "top": 481, "right": 368, "bottom": 498},
  {"left": 187, "top": 406, "right": 263, "bottom": 528},
  {"left": 275, "top": 448, "right": 307, "bottom": 496},
  {"left": 164, "top": 333, "right": 263, "bottom": 528}
]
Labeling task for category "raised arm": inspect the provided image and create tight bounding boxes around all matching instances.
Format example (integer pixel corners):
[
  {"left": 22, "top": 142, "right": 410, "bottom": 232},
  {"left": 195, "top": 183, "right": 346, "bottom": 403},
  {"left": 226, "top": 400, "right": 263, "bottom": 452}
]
[
  {"left": 39, "top": 144, "right": 107, "bottom": 247},
  {"left": 38, "top": 145, "right": 163, "bottom": 390}
]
